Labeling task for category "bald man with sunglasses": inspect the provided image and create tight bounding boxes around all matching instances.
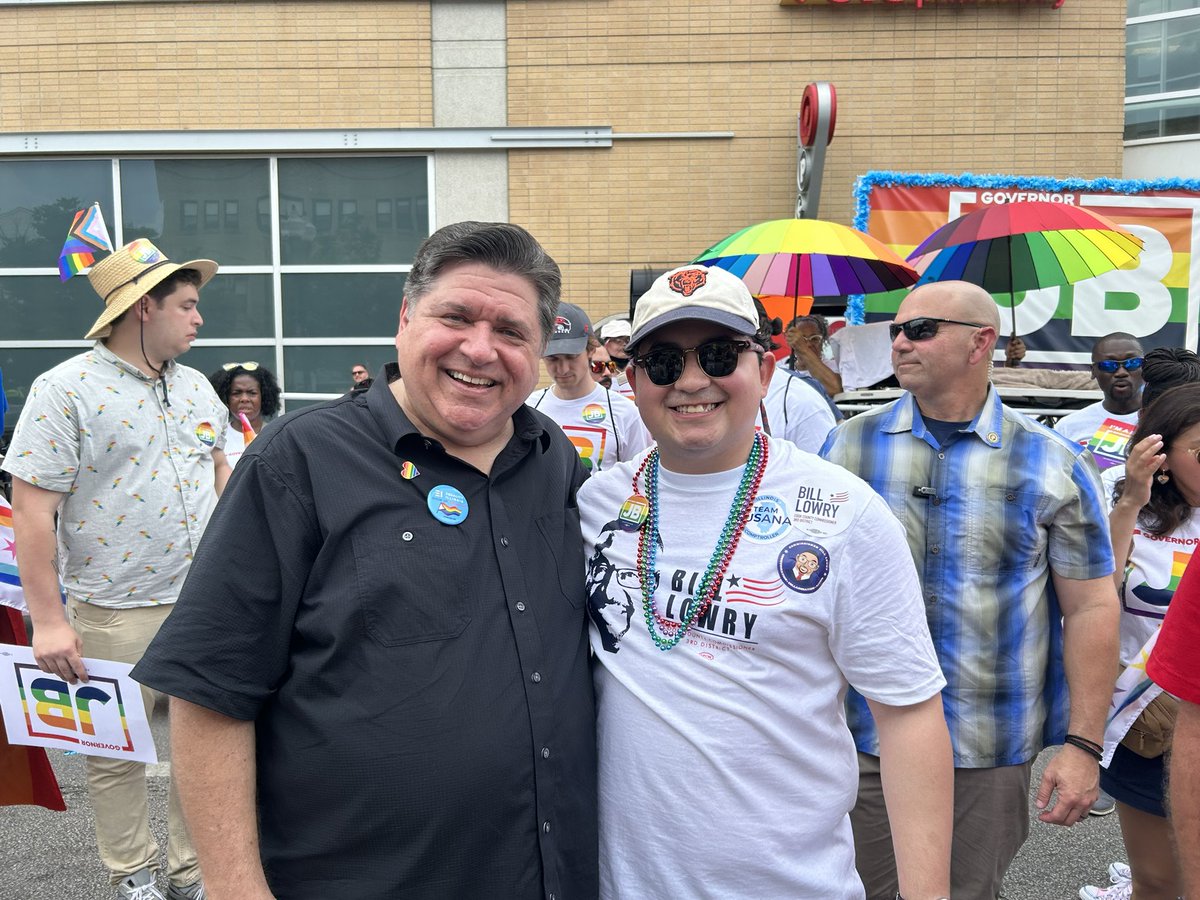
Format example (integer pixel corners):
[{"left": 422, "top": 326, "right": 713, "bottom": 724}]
[
  {"left": 821, "top": 280, "right": 1120, "bottom": 899},
  {"left": 1054, "top": 332, "right": 1145, "bottom": 470}
]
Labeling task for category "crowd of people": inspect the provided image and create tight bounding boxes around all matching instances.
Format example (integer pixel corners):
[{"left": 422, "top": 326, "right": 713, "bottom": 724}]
[{"left": 1, "top": 223, "right": 1197, "bottom": 900}]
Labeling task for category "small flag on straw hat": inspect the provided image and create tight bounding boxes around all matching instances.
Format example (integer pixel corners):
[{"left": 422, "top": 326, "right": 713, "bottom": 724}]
[{"left": 58, "top": 203, "right": 113, "bottom": 282}]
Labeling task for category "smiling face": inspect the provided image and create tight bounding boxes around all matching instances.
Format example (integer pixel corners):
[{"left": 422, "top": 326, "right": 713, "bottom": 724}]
[
  {"left": 228, "top": 374, "right": 262, "bottom": 426},
  {"left": 1092, "top": 336, "right": 1145, "bottom": 414},
  {"left": 629, "top": 320, "right": 772, "bottom": 474},
  {"left": 544, "top": 350, "right": 593, "bottom": 400},
  {"left": 394, "top": 262, "right": 543, "bottom": 457}
]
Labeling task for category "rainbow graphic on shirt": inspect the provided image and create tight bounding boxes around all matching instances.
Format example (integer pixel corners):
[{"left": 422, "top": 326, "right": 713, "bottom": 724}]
[
  {"left": 1128, "top": 549, "right": 1192, "bottom": 617},
  {"left": 399, "top": 461, "right": 419, "bottom": 479},
  {"left": 194, "top": 422, "right": 217, "bottom": 447},
  {"left": 1086, "top": 419, "right": 1137, "bottom": 470}
]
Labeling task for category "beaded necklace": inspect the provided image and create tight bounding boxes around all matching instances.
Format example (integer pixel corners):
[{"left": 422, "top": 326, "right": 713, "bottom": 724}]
[{"left": 632, "top": 432, "right": 769, "bottom": 651}]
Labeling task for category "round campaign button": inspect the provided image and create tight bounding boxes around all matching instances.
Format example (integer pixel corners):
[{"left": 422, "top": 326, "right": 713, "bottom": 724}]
[
  {"left": 427, "top": 484, "right": 469, "bottom": 526},
  {"left": 617, "top": 494, "right": 649, "bottom": 531}
]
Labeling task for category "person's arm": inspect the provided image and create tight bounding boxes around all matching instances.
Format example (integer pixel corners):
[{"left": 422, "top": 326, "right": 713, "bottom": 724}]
[
  {"left": 787, "top": 331, "right": 844, "bottom": 396},
  {"left": 1171, "top": 698, "right": 1200, "bottom": 896},
  {"left": 170, "top": 697, "right": 276, "bottom": 900},
  {"left": 1108, "top": 434, "right": 1164, "bottom": 589},
  {"left": 10, "top": 477, "right": 86, "bottom": 683},
  {"left": 212, "top": 447, "right": 232, "bottom": 496},
  {"left": 868, "top": 694, "right": 953, "bottom": 900},
  {"left": 1035, "top": 572, "right": 1120, "bottom": 825}
]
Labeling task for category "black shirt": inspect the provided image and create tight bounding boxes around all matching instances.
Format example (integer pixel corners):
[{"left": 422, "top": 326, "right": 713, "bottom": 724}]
[{"left": 135, "top": 366, "right": 597, "bottom": 900}]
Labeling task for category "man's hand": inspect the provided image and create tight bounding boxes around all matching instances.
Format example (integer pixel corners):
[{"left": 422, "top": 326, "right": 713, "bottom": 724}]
[
  {"left": 1035, "top": 743, "right": 1099, "bottom": 825},
  {"left": 1004, "top": 337, "right": 1026, "bottom": 367},
  {"left": 32, "top": 618, "right": 88, "bottom": 684}
]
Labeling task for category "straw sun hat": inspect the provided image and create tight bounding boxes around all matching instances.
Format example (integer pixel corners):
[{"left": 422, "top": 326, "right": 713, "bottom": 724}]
[{"left": 84, "top": 238, "right": 218, "bottom": 340}]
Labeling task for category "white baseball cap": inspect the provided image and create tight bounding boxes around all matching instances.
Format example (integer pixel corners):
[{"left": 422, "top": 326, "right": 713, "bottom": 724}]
[{"left": 628, "top": 265, "right": 758, "bottom": 351}]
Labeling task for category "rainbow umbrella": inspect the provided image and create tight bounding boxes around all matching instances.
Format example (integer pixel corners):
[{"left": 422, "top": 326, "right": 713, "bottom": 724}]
[
  {"left": 693, "top": 218, "right": 919, "bottom": 322},
  {"left": 906, "top": 201, "right": 1144, "bottom": 332}
]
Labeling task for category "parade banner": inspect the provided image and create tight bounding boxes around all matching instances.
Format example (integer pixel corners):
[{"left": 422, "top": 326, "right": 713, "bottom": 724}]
[
  {"left": 0, "top": 644, "right": 157, "bottom": 764},
  {"left": 853, "top": 172, "right": 1200, "bottom": 366}
]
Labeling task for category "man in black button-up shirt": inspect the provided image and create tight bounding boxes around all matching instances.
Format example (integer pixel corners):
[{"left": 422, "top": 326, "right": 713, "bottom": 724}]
[{"left": 135, "top": 223, "right": 597, "bottom": 900}]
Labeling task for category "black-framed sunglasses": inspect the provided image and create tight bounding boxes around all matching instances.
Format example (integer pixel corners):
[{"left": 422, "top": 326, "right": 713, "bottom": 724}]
[
  {"left": 222, "top": 361, "right": 260, "bottom": 371},
  {"left": 590, "top": 359, "right": 619, "bottom": 375},
  {"left": 632, "top": 338, "right": 758, "bottom": 386},
  {"left": 1095, "top": 357, "right": 1145, "bottom": 374},
  {"left": 889, "top": 317, "right": 987, "bottom": 342}
]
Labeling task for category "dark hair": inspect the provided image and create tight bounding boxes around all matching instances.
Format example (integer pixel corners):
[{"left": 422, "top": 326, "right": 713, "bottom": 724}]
[
  {"left": 1115, "top": 381, "right": 1200, "bottom": 535},
  {"left": 751, "top": 298, "right": 782, "bottom": 353},
  {"left": 1140, "top": 347, "right": 1200, "bottom": 410},
  {"left": 786, "top": 313, "right": 829, "bottom": 341},
  {"left": 109, "top": 267, "right": 205, "bottom": 329},
  {"left": 403, "top": 222, "right": 561, "bottom": 344},
  {"left": 208, "top": 364, "right": 282, "bottom": 419}
]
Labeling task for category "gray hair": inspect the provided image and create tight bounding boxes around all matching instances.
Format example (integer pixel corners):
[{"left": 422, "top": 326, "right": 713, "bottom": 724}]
[{"left": 403, "top": 222, "right": 561, "bottom": 343}]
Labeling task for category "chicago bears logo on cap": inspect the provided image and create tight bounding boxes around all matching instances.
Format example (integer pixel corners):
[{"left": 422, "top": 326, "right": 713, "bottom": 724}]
[
  {"left": 554, "top": 316, "right": 571, "bottom": 334},
  {"left": 667, "top": 268, "right": 707, "bottom": 297}
]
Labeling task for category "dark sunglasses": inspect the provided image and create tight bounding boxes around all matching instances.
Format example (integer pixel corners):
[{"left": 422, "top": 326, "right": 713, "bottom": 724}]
[
  {"left": 1095, "top": 357, "right": 1144, "bottom": 374},
  {"left": 632, "top": 338, "right": 758, "bottom": 386},
  {"left": 222, "top": 361, "right": 260, "bottom": 371},
  {"left": 889, "top": 317, "right": 987, "bottom": 342},
  {"left": 590, "top": 359, "right": 619, "bottom": 375}
]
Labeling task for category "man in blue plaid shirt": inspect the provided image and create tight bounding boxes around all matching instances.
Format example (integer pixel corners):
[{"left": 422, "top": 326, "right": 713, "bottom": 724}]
[{"left": 822, "top": 280, "right": 1120, "bottom": 900}]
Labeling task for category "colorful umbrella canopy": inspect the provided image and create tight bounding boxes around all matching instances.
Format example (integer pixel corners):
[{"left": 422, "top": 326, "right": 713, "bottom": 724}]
[
  {"left": 907, "top": 201, "right": 1144, "bottom": 299},
  {"left": 693, "top": 218, "right": 919, "bottom": 320}
]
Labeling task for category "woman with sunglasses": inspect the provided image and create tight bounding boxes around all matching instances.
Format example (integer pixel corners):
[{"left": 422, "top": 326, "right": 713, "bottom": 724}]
[
  {"left": 208, "top": 361, "right": 281, "bottom": 468},
  {"left": 783, "top": 313, "right": 843, "bottom": 398},
  {"left": 1080, "top": 350, "right": 1200, "bottom": 900}
]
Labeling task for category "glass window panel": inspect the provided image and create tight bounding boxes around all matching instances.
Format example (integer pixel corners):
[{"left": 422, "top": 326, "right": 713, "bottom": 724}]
[
  {"left": 1168, "top": 0, "right": 1200, "bottom": 11},
  {"left": 0, "top": 274, "right": 108, "bottom": 340},
  {"left": 1165, "top": 17, "right": 1200, "bottom": 91},
  {"left": 277, "top": 157, "right": 428, "bottom": 265},
  {"left": 120, "top": 158, "right": 271, "bottom": 266},
  {"left": 283, "top": 345, "right": 396, "bottom": 395},
  {"left": 0, "top": 160, "right": 113, "bottom": 269},
  {"left": 1, "top": 346, "right": 90, "bottom": 431},
  {"left": 190, "top": 273, "right": 275, "bottom": 340},
  {"left": 1163, "top": 96, "right": 1200, "bottom": 134},
  {"left": 1126, "top": 103, "right": 1164, "bottom": 139},
  {"left": 1130, "top": 0, "right": 1164, "bottom": 16},
  {"left": 281, "top": 273, "right": 406, "bottom": 338},
  {"left": 1128, "top": 24, "right": 1165, "bottom": 95},
  {"left": 178, "top": 345, "right": 278, "bottom": 393}
]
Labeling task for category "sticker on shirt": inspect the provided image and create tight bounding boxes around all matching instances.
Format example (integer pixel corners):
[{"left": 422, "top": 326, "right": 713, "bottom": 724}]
[
  {"left": 427, "top": 485, "right": 469, "bottom": 525},
  {"left": 791, "top": 484, "right": 855, "bottom": 536},
  {"left": 743, "top": 494, "right": 792, "bottom": 543},
  {"left": 582, "top": 403, "right": 607, "bottom": 425},
  {"left": 778, "top": 540, "right": 830, "bottom": 594},
  {"left": 194, "top": 422, "right": 217, "bottom": 447},
  {"left": 1085, "top": 419, "right": 1136, "bottom": 470},
  {"left": 399, "top": 460, "right": 420, "bottom": 480}
]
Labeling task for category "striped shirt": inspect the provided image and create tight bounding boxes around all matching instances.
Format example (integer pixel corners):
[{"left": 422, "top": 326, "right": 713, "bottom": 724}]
[{"left": 821, "top": 386, "right": 1114, "bottom": 767}]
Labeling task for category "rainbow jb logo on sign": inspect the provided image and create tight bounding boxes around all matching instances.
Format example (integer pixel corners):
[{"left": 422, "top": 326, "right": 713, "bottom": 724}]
[{"left": 0, "top": 644, "right": 157, "bottom": 763}]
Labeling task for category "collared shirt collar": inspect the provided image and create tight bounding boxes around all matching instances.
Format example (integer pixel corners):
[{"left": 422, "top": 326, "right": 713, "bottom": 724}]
[
  {"left": 882, "top": 384, "right": 1005, "bottom": 449},
  {"left": 368, "top": 362, "right": 553, "bottom": 456},
  {"left": 92, "top": 340, "right": 177, "bottom": 382}
]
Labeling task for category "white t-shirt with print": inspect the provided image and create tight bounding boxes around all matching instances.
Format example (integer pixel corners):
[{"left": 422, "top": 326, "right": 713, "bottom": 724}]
[
  {"left": 757, "top": 366, "right": 837, "bottom": 453},
  {"left": 1055, "top": 401, "right": 1139, "bottom": 470},
  {"left": 526, "top": 382, "right": 652, "bottom": 473},
  {"left": 579, "top": 436, "right": 945, "bottom": 900}
]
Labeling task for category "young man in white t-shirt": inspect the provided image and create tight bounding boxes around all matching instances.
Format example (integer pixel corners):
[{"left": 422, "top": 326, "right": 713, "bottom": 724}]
[
  {"left": 1055, "top": 333, "right": 1145, "bottom": 470},
  {"left": 579, "top": 264, "right": 953, "bottom": 900},
  {"left": 528, "top": 301, "right": 652, "bottom": 472}
]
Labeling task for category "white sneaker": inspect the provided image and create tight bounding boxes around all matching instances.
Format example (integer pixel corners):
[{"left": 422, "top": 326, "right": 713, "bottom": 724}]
[
  {"left": 1079, "top": 879, "right": 1133, "bottom": 900},
  {"left": 116, "top": 868, "right": 165, "bottom": 900},
  {"left": 1108, "top": 861, "right": 1132, "bottom": 884}
]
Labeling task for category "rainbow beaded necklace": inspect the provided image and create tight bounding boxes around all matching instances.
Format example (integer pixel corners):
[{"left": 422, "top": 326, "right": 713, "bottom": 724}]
[{"left": 633, "top": 432, "right": 769, "bottom": 651}]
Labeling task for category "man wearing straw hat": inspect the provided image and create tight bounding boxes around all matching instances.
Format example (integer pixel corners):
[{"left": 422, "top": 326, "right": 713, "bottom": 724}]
[{"left": 3, "top": 238, "right": 228, "bottom": 900}]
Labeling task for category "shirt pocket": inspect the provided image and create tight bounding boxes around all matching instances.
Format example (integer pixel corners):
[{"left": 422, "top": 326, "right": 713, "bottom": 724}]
[
  {"left": 352, "top": 529, "right": 474, "bottom": 646},
  {"left": 964, "top": 486, "right": 1047, "bottom": 575},
  {"left": 534, "top": 509, "right": 586, "bottom": 609}
]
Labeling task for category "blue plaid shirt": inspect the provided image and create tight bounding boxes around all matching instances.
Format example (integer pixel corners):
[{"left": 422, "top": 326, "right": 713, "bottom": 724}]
[{"left": 821, "top": 386, "right": 1114, "bottom": 767}]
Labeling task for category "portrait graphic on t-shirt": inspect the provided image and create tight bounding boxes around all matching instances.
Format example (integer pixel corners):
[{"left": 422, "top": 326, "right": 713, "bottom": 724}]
[{"left": 586, "top": 523, "right": 658, "bottom": 653}]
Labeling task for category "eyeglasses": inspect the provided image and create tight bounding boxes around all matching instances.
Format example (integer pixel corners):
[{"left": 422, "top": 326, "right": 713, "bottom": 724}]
[
  {"left": 1095, "top": 357, "right": 1145, "bottom": 374},
  {"left": 590, "top": 359, "right": 619, "bottom": 375},
  {"left": 351, "top": 368, "right": 368, "bottom": 376},
  {"left": 222, "top": 361, "right": 260, "bottom": 371},
  {"left": 632, "top": 338, "right": 758, "bottom": 386},
  {"left": 889, "top": 317, "right": 987, "bottom": 342}
]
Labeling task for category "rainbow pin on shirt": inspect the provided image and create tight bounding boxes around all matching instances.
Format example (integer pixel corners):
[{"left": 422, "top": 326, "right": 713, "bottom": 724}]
[
  {"left": 400, "top": 460, "right": 420, "bottom": 480},
  {"left": 427, "top": 485, "right": 468, "bottom": 526}
]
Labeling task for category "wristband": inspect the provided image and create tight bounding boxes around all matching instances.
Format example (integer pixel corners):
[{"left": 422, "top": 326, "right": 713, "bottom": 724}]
[{"left": 1063, "top": 734, "right": 1103, "bottom": 762}]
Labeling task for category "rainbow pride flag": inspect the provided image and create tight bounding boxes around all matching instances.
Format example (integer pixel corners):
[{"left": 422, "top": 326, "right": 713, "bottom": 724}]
[
  {"left": 0, "top": 495, "right": 23, "bottom": 613},
  {"left": 58, "top": 203, "right": 113, "bottom": 282}
]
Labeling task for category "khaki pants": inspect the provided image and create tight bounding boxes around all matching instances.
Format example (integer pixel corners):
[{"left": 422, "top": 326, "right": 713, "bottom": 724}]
[
  {"left": 69, "top": 599, "right": 199, "bottom": 887},
  {"left": 852, "top": 751, "right": 1033, "bottom": 900}
]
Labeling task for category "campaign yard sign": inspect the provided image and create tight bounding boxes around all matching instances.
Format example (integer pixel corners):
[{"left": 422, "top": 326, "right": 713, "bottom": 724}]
[
  {"left": 853, "top": 172, "right": 1200, "bottom": 367},
  {"left": 0, "top": 644, "right": 157, "bottom": 764}
]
